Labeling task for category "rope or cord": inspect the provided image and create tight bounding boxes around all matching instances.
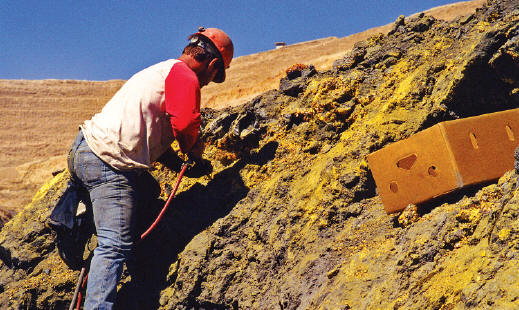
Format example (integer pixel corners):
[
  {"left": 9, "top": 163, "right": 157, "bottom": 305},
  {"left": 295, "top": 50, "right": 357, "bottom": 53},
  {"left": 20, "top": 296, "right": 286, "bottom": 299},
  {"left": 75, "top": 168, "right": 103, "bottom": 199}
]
[{"left": 140, "top": 164, "right": 188, "bottom": 240}]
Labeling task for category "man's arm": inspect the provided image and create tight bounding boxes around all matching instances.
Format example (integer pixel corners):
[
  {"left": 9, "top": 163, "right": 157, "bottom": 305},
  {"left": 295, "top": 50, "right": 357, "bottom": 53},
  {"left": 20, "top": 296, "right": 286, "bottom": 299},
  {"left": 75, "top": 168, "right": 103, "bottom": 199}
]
[
  {"left": 164, "top": 62, "right": 201, "bottom": 155},
  {"left": 163, "top": 62, "right": 212, "bottom": 177}
]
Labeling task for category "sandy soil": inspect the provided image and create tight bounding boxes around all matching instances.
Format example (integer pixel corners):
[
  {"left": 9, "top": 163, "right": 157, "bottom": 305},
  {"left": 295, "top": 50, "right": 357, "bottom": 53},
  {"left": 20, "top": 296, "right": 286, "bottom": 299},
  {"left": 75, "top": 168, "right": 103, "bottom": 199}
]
[{"left": 0, "top": 0, "right": 485, "bottom": 216}]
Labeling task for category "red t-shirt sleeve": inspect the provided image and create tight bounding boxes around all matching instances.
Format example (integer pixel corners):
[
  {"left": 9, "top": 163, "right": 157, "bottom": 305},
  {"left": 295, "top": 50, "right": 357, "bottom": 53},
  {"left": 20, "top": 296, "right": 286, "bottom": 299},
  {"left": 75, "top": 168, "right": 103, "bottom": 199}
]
[{"left": 165, "top": 61, "right": 201, "bottom": 153}]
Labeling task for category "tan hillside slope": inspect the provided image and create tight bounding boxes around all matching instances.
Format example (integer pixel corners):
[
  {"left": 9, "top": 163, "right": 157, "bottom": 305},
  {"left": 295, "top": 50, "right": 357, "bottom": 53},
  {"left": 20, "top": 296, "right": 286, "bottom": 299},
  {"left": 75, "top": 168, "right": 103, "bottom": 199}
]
[
  {"left": 202, "top": 0, "right": 486, "bottom": 109},
  {"left": 0, "top": 0, "right": 484, "bottom": 217},
  {"left": 0, "top": 80, "right": 125, "bottom": 214}
]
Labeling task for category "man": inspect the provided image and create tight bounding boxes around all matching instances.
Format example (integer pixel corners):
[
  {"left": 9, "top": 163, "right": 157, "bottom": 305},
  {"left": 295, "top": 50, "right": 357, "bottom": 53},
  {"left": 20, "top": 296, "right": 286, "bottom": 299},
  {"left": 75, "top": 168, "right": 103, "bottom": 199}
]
[{"left": 66, "top": 27, "right": 233, "bottom": 309}]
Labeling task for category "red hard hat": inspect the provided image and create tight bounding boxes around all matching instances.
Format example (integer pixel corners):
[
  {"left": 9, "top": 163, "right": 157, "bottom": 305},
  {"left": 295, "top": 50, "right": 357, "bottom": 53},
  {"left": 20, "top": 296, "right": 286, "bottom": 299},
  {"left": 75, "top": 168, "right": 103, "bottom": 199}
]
[{"left": 193, "top": 27, "right": 234, "bottom": 83}]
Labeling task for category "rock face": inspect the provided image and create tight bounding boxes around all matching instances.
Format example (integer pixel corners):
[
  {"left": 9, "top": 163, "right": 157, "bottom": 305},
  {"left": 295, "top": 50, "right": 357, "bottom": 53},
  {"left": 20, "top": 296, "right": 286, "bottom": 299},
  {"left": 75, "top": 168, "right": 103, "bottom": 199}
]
[{"left": 1, "top": 1, "right": 519, "bottom": 309}]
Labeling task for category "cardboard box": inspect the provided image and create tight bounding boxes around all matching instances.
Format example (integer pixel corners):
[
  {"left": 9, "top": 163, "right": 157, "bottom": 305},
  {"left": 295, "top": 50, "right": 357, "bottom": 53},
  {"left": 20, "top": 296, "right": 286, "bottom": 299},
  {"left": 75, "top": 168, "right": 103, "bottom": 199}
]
[{"left": 367, "top": 108, "right": 519, "bottom": 214}]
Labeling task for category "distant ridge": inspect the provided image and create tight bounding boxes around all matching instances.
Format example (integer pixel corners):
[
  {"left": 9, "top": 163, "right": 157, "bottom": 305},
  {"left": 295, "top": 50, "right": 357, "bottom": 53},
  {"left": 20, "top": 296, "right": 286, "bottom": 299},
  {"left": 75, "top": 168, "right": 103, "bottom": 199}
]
[
  {"left": 0, "top": 0, "right": 485, "bottom": 215},
  {"left": 202, "top": 0, "right": 486, "bottom": 109}
]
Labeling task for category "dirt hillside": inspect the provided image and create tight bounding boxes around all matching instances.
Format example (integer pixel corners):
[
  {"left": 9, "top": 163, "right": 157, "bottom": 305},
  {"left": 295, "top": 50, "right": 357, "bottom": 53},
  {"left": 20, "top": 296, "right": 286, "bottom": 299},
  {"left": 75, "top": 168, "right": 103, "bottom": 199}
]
[
  {"left": 0, "top": 0, "right": 518, "bottom": 308},
  {"left": 0, "top": 2, "right": 484, "bottom": 220},
  {"left": 0, "top": 80, "right": 124, "bottom": 216},
  {"left": 202, "top": 0, "right": 487, "bottom": 109}
]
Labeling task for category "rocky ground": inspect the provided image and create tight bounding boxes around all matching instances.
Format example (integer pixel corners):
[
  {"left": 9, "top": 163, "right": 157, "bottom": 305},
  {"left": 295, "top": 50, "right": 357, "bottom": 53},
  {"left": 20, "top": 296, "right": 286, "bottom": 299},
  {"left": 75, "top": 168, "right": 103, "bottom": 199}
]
[{"left": 0, "top": 0, "right": 518, "bottom": 309}]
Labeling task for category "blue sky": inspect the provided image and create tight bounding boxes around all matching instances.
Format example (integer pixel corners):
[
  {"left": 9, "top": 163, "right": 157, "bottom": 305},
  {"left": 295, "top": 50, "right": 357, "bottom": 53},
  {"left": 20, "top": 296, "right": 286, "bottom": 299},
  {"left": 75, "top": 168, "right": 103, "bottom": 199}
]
[{"left": 1, "top": 1, "right": 470, "bottom": 80}]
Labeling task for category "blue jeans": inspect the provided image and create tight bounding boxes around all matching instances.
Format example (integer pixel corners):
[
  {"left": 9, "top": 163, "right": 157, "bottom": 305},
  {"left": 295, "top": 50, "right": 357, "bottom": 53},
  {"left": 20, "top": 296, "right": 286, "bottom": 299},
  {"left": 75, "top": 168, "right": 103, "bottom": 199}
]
[{"left": 68, "top": 131, "right": 139, "bottom": 310}]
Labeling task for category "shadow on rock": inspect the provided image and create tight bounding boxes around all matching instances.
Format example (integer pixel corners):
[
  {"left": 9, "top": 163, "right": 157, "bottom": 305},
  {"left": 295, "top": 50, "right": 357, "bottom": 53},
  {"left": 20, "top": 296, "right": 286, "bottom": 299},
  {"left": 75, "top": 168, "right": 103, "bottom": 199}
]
[
  {"left": 115, "top": 142, "right": 278, "bottom": 309},
  {"left": 416, "top": 180, "right": 495, "bottom": 216}
]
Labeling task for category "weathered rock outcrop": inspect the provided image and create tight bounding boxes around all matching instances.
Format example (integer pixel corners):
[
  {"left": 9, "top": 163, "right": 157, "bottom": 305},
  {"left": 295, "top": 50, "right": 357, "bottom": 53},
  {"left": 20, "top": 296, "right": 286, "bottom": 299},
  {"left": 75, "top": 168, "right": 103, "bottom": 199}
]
[{"left": 1, "top": 1, "right": 519, "bottom": 309}]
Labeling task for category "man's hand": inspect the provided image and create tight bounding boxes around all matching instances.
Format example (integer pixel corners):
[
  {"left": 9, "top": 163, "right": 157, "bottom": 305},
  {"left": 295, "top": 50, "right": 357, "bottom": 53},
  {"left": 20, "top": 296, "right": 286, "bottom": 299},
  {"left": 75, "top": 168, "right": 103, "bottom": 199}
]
[
  {"left": 188, "top": 137, "right": 205, "bottom": 162},
  {"left": 157, "top": 148, "right": 183, "bottom": 172},
  {"left": 184, "top": 158, "right": 213, "bottom": 178}
]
